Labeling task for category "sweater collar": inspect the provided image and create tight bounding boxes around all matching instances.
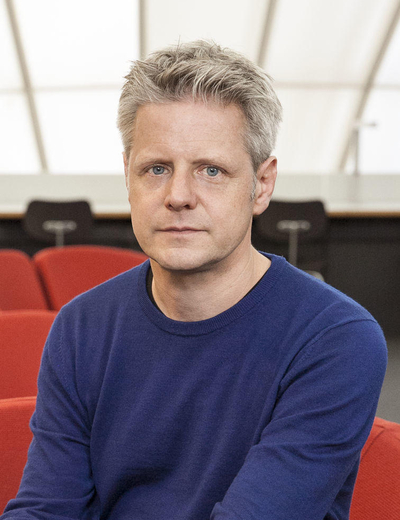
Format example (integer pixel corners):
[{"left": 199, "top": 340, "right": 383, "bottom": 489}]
[{"left": 138, "top": 253, "right": 286, "bottom": 336}]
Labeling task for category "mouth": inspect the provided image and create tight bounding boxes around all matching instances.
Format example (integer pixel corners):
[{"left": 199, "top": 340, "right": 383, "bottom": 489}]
[{"left": 160, "top": 227, "right": 204, "bottom": 234}]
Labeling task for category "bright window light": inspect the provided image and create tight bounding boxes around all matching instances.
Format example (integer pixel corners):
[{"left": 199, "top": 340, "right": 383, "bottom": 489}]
[
  {"left": 376, "top": 11, "right": 400, "bottom": 85},
  {"left": 274, "top": 88, "right": 359, "bottom": 174},
  {"left": 146, "top": 0, "right": 266, "bottom": 60},
  {"left": 0, "top": 94, "right": 40, "bottom": 173},
  {"left": 36, "top": 90, "right": 124, "bottom": 174},
  {"left": 359, "top": 91, "right": 400, "bottom": 174},
  {"left": 14, "top": 0, "right": 139, "bottom": 87},
  {"left": 267, "top": 0, "right": 395, "bottom": 84},
  {"left": 0, "top": 0, "right": 23, "bottom": 90}
]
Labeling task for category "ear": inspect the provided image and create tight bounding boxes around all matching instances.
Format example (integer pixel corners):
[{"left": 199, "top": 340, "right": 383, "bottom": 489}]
[
  {"left": 123, "top": 152, "right": 129, "bottom": 191},
  {"left": 252, "top": 156, "right": 277, "bottom": 216}
]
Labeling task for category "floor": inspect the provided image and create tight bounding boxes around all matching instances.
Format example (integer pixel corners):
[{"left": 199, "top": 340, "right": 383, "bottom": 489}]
[{"left": 376, "top": 337, "right": 400, "bottom": 423}]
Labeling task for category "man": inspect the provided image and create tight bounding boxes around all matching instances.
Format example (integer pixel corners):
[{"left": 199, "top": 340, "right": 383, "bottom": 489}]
[{"left": 3, "top": 41, "right": 387, "bottom": 519}]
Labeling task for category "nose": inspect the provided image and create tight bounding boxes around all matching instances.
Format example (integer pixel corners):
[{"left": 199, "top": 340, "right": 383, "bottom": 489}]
[{"left": 164, "top": 169, "right": 197, "bottom": 211}]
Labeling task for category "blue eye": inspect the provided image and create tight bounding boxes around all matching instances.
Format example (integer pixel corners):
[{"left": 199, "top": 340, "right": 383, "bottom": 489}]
[
  {"left": 206, "top": 166, "right": 219, "bottom": 177},
  {"left": 151, "top": 165, "right": 165, "bottom": 175}
]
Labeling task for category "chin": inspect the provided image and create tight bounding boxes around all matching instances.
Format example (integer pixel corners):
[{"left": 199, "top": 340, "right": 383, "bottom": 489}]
[{"left": 150, "top": 249, "right": 219, "bottom": 274}]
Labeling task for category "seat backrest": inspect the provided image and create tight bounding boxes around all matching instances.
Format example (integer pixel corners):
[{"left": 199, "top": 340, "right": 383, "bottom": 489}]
[
  {"left": 254, "top": 200, "right": 328, "bottom": 243},
  {"left": 34, "top": 245, "right": 148, "bottom": 310},
  {"left": 24, "top": 200, "right": 93, "bottom": 246},
  {"left": 0, "top": 249, "right": 48, "bottom": 311},
  {"left": 0, "top": 311, "right": 57, "bottom": 399},
  {"left": 0, "top": 396, "right": 36, "bottom": 513},
  {"left": 350, "top": 417, "right": 400, "bottom": 519}
]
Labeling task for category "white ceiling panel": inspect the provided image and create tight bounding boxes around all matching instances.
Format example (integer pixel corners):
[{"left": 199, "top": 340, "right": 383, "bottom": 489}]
[
  {"left": 358, "top": 90, "right": 400, "bottom": 174},
  {"left": 0, "top": 0, "right": 23, "bottom": 90},
  {"left": 245, "top": 0, "right": 272, "bottom": 62},
  {"left": 266, "top": 0, "right": 398, "bottom": 84},
  {"left": 35, "top": 90, "right": 124, "bottom": 174},
  {"left": 1, "top": 0, "right": 400, "bottom": 179},
  {"left": 146, "top": 0, "right": 269, "bottom": 60},
  {"left": 14, "top": 0, "right": 139, "bottom": 88},
  {"left": 0, "top": 94, "right": 40, "bottom": 173},
  {"left": 376, "top": 11, "right": 400, "bottom": 85},
  {"left": 274, "top": 87, "right": 360, "bottom": 173}
]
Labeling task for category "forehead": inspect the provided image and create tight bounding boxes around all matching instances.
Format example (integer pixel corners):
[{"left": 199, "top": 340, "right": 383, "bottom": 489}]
[{"left": 130, "top": 100, "right": 249, "bottom": 162}]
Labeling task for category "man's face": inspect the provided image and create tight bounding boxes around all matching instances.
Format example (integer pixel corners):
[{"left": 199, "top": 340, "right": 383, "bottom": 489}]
[{"left": 124, "top": 99, "right": 275, "bottom": 274}]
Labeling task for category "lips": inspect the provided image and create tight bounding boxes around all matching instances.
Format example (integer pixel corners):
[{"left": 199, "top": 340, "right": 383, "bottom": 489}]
[
  {"left": 159, "top": 227, "right": 205, "bottom": 237},
  {"left": 161, "top": 227, "right": 202, "bottom": 232}
]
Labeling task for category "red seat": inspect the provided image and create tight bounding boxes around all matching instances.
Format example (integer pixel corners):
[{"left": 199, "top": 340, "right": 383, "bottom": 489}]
[
  {"left": 0, "top": 250, "right": 48, "bottom": 311},
  {"left": 350, "top": 417, "right": 400, "bottom": 519},
  {"left": 0, "top": 311, "right": 57, "bottom": 399},
  {"left": 0, "top": 396, "right": 36, "bottom": 513},
  {"left": 34, "top": 245, "right": 148, "bottom": 310}
]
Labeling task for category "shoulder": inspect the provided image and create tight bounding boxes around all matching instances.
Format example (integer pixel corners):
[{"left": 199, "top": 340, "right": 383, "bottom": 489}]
[
  {"left": 41, "top": 261, "right": 151, "bottom": 409},
  {"left": 268, "top": 254, "right": 376, "bottom": 325},
  {"left": 59, "top": 259, "right": 149, "bottom": 319},
  {"left": 262, "top": 255, "right": 387, "bottom": 369},
  {"left": 268, "top": 262, "right": 387, "bottom": 429},
  {"left": 46, "top": 260, "right": 149, "bottom": 358}
]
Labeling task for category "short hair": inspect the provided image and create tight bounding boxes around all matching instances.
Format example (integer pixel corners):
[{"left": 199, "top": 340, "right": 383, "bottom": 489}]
[{"left": 117, "top": 40, "right": 282, "bottom": 170}]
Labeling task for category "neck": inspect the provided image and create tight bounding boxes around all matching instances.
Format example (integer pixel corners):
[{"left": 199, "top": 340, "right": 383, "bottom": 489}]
[{"left": 150, "top": 248, "right": 270, "bottom": 322}]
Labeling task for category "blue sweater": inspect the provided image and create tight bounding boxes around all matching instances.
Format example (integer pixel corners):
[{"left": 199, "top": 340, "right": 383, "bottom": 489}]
[{"left": 3, "top": 254, "right": 387, "bottom": 520}]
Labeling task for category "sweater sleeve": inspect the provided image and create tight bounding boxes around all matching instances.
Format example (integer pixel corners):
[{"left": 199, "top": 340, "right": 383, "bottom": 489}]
[
  {"left": 1, "top": 311, "right": 99, "bottom": 520},
  {"left": 211, "top": 319, "right": 387, "bottom": 520}
]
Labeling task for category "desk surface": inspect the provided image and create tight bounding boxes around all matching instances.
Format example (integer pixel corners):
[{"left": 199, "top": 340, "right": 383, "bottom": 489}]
[{"left": 327, "top": 210, "right": 400, "bottom": 218}]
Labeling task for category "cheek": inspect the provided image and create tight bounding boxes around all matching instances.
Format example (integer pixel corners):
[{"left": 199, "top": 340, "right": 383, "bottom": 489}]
[
  {"left": 129, "top": 190, "right": 161, "bottom": 238},
  {"left": 224, "top": 189, "right": 254, "bottom": 216},
  {"left": 213, "top": 200, "right": 253, "bottom": 235},
  {"left": 128, "top": 195, "right": 147, "bottom": 231},
  {"left": 130, "top": 212, "right": 152, "bottom": 252},
  {"left": 128, "top": 184, "right": 151, "bottom": 212}
]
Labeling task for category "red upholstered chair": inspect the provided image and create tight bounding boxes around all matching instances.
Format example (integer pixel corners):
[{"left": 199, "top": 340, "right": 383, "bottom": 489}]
[
  {"left": 0, "top": 310, "right": 57, "bottom": 399},
  {"left": 34, "top": 245, "right": 148, "bottom": 310},
  {"left": 0, "top": 250, "right": 48, "bottom": 310},
  {"left": 350, "top": 417, "right": 400, "bottom": 519},
  {"left": 0, "top": 396, "right": 36, "bottom": 513}
]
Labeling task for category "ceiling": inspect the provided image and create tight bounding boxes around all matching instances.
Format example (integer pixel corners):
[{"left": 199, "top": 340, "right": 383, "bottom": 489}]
[{"left": 1, "top": 0, "right": 400, "bottom": 176}]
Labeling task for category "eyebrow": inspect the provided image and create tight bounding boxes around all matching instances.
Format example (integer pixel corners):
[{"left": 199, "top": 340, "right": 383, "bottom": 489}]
[{"left": 133, "top": 156, "right": 169, "bottom": 166}]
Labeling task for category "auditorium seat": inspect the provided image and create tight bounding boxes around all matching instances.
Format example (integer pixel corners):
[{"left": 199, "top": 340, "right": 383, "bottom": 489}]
[
  {"left": 252, "top": 200, "right": 329, "bottom": 279},
  {"left": 33, "top": 245, "right": 148, "bottom": 310},
  {"left": 0, "top": 250, "right": 48, "bottom": 311},
  {"left": 350, "top": 417, "right": 400, "bottom": 519},
  {"left": 0, "top": 311, "right": 57, "bottom": 399},
  {"left": 0, "top": 396, "right": 36, "bottom": 513},
  {"left": 24, "top": 199, "right": 93, "bottom": 247}
]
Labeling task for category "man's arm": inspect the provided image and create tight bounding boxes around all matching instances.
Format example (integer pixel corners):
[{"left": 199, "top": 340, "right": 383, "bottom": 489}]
[
  {"left": 1, "top": 312, "right": 98, "bottom": 520},
  {"left": 211, "top": 319, "right": 387, "bottom": 519}
]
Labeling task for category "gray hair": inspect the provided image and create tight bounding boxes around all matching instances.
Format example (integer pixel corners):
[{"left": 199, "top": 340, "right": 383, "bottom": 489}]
[{"left": 117, "top": 40, "right": 282, "bottom": 170}]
